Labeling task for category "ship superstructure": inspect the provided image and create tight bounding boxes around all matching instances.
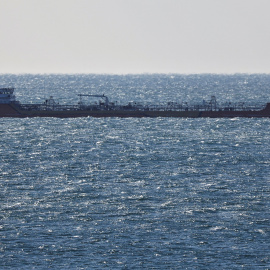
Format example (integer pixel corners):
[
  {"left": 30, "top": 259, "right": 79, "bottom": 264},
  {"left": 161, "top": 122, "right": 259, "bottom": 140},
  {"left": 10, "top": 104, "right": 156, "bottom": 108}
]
[{"left": 0, "top": 88, "right": 16, "bottom": 104}]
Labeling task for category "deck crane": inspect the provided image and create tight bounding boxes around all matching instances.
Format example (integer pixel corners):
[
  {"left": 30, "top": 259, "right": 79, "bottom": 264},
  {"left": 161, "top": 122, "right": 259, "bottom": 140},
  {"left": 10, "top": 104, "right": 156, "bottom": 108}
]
[{"left": 78, "top": 94, "right": 109, "bottom": 106}]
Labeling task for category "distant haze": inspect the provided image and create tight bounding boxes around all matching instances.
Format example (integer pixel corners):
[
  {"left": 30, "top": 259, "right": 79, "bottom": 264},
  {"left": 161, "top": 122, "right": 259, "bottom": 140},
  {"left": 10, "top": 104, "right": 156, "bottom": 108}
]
[{"left": 1, "top": 0, "right": 270, "bottom": 74}]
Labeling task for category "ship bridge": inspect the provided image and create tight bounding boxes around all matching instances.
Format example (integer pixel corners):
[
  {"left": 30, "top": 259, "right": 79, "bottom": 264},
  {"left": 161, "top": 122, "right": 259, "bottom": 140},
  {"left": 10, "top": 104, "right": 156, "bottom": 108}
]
[{"left": 0, "top": 88, "right": 16, "bottom": 104}]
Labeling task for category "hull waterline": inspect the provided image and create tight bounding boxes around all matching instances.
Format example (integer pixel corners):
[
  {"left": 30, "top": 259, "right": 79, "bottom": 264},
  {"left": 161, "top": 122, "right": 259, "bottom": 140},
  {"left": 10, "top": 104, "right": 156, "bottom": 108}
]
[{"left": 0, "top": 103, "right": 270, "bottom": 118}]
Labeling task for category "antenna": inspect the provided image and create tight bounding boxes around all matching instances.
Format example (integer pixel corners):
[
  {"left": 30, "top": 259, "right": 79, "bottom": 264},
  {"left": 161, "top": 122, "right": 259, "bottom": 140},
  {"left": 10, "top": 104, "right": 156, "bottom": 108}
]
[{"left": 43, "top": 80, "right": 46, "bottom": 101}]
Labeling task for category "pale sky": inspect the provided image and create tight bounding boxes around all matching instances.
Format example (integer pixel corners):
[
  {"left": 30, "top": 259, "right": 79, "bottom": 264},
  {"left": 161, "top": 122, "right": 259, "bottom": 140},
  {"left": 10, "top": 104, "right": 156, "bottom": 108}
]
[{"left": 1, "top": 0, "right": 270, "bottom": 74}]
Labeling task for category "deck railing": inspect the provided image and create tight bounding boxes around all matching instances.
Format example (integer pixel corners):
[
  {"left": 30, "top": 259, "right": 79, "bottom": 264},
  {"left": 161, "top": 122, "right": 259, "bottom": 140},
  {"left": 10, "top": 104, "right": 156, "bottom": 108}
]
[{"left": 18, "top": 102, "right": 266, "bottom": 112}]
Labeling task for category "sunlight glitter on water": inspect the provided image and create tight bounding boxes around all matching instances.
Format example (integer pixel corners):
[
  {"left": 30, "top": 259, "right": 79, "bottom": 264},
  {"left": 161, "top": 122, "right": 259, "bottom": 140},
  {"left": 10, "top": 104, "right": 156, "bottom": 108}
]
[{"left": 1, "top": 74, "right": 270, "bottom": 269}]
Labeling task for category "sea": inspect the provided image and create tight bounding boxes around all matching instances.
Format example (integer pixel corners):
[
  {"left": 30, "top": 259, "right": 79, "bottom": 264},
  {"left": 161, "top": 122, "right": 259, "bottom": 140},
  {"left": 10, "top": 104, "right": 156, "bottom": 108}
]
[{"left": 0, "top": 74, "right": 269, "bottom": 269}]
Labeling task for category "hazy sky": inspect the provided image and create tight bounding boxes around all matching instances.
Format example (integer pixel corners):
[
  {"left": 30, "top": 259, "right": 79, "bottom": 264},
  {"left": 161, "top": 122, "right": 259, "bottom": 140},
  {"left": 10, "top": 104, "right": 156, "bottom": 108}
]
[{"left": 1, "top": 0, "right": 270, "bottom": 74}]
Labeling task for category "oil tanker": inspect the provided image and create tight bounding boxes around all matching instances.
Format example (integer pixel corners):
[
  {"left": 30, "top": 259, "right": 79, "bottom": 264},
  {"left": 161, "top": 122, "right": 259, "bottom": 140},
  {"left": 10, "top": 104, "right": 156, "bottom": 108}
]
[{"left": 1, "top": 87, "right": 270, "bottom": 118}]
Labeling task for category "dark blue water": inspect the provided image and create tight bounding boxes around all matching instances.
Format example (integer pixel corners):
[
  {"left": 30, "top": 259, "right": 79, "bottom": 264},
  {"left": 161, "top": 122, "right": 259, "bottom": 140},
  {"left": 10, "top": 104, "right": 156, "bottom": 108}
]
[{"left": 1, "top": 74, "right": 269, "bottom": 269}]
